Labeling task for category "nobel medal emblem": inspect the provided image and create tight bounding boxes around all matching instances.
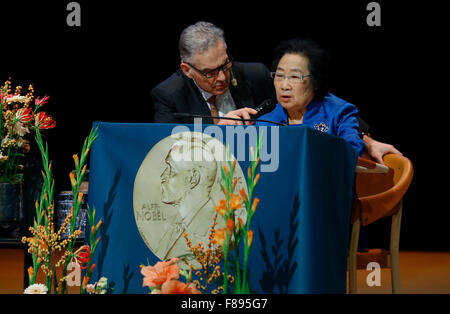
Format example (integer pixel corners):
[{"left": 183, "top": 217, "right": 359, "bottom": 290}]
[{"left": 133, "top": 132, "right": 248, "bottom": 266}]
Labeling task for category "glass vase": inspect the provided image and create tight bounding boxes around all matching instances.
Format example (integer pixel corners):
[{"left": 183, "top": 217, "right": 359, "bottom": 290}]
[{"left": 0, "top": 182, "right": 24, "bottom": 238}]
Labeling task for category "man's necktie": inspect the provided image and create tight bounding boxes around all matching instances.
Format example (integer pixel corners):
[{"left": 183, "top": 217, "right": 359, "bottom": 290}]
[{"left": 208, "top": 95, "right": 219, "bottom": 124}]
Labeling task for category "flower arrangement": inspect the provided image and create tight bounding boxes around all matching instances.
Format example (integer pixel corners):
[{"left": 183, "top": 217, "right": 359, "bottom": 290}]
[
  {"left": 86, "top": 276, "right": 110, "bottom": 294},
  {"left": 141, "top": 214, "right": 228, "bottom": 294},
  {"left": 23, "top": 283, "right": 48, "bottom": 294},
  {"left": 141, "top": 257, "right": 201, "bottom": 294},
  {"left": 141, "top": 135, "right": 263, "bottom": 294},
  {"left": 214, "top": 140, "right": 262, "bottom": 294},
  {"left": 14, "top": 84, "right": 104, "bottom": 293},
  {"left": 182, "top": 214, "right": 227, "bottom": 294},
  {"left": 0, "top": 77, "right": 55, "bottom": 183}
]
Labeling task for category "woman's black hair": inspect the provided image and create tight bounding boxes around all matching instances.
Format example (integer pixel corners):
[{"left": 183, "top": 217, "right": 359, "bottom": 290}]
[{"left": 272, "top": 38, "right": 330, "bottom": 101}]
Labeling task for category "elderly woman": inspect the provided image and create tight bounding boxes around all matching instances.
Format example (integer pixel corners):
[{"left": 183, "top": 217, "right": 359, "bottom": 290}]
[{"left": 256, "top": 38, "right": 366, "bottom": 156}]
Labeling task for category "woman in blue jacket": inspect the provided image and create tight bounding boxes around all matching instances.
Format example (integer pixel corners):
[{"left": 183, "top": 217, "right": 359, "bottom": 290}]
[{"left": 256, "top": 38, "right": 366, "bottom": 156}]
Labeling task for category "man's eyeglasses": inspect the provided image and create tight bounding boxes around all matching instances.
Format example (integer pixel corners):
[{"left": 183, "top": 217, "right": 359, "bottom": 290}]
[
  {"left": 185, "top": 58, "right": 233, "bottom": 79},
  {"left": 270, "top": 72, "right": 311, "bottom": 84}
]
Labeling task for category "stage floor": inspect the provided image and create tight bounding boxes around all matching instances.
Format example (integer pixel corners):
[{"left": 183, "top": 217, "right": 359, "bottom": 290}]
[
  {"left": 1, "top": 250, "right": 450, "bottom": 294},
  {"left": 348, "top": 251, "right": 450, "bottom": 294}
]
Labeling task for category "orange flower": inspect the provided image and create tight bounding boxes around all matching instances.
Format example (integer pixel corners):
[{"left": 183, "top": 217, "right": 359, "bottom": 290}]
[
  {"left": 213, "top": 228, "right": 226, "bottom": 246},
  {"left": 81, "top": 164, "right": 87, "bottom": 176},
  {"left": 141, "top": 257, "right": 180, "bottom": 289},
  {"left": 229, "top": 193, "right": 242, "bottom": 210},
  {"left": 77, "top": 192, "right": 83, "bottom": 203},
  {"left": 226, "top": 218, "right": 234, "bottom": 235},
  {"left": 159, "top": 280, "right": 201, "bottom": 294},
  {"left": 82, "top": 275, "right": 89, "bottom": 289},
  {"left": 253, "top": 173, "right": 260, "bottom": 185},
  {"left": 214, "top": 199, "right": 227, "bottom": 217},
  {"left": 255, "top": 157, "right": 260, "bottom": 168},
  {"left": 221, "top": 185, "right": 227, "bottom": 196},
  {"left": 69, "top": 172, "right": 76, "bottom": 187},
  {"left": 73, "top": 154, "right": 79, "bottom": 168},
  {"left": 247, "top": 230, "right": 254, "bottom": 247},
  {"left": 232, "top": 177, "right": 238, "bottom": 191},
  {"left": 239, "top": 188, "right": 247, "bottom": 202},
  {"left": 223, "top": 165, "right": 228, "bottom": 176},
  {"left": 237, "top": 217, "right": 244, "bottom": 231},
  {"left": 27, "top": 266, "right": 34, "bottom": 279},
  {"left": 37, "top": 238, "right": 48, "bottom": 250},
  {"left": 251, "top": 198, "right": 260, "bottom": 213},
  {"left": 27, "top": 237, "right": 48, "bottom": 250}
]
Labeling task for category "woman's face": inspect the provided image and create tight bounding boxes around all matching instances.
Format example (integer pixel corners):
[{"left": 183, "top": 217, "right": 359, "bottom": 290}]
[{"left": 274, "top": 53, "right": 315, "bottom": 113}]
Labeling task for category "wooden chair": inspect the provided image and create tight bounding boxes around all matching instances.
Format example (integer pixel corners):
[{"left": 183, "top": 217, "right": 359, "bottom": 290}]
[{"left": 348, "top": 153, "right": 414, "bottom": 294}]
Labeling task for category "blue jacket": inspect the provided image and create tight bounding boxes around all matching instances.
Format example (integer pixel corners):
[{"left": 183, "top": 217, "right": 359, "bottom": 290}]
[{"left": 256, "top": 93, "right": 366, "bottom": 155}]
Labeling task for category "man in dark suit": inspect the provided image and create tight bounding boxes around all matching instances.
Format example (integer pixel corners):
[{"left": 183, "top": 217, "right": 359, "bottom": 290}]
[
  {"left": 152, "top": 21, "right": 401, "bottom": 164},
  {"left": 152, "top": 61, "right": 274, "bottom": 125},
  {"left": 152, "top": 21, "right": 273, "bottom": 126}
]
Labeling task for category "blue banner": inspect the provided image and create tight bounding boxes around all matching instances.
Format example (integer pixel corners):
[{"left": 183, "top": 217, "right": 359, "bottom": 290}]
[{"left": 88, "top": 122, "right": 357, "bottom": 294}]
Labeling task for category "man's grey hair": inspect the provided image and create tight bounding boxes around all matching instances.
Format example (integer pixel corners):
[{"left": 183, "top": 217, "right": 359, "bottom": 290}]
[{"left": 179, "top": 21, "right": 227, "bottom": 63}]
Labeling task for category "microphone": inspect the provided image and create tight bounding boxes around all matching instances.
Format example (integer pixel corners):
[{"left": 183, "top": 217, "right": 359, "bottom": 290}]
[
  {"left": 250, "top": 98, "right": 277, "bottom": 119},
  {"left": 173, "top": 98, "right": 282, "bottom": 125},
  {"left": 173, "top": 113, "right": 286, "bottom": 126},
  {"left": 230, "top": 68, "right": 237, "bottom": 86}
]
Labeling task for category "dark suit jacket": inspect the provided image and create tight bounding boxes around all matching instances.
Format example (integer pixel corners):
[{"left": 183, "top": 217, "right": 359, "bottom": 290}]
[{"left": 152, "top": 62, "right": 275, "bottom": 124}]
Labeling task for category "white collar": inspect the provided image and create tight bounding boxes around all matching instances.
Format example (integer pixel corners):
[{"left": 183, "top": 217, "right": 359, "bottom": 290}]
[{"left": 191, "top": 78, "right": 236, "bottom": 116}]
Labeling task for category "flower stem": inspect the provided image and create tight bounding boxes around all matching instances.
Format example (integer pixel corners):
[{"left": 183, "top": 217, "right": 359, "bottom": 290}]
[{"left": 223, "top": 241, "right": 229, "bottom": 294}]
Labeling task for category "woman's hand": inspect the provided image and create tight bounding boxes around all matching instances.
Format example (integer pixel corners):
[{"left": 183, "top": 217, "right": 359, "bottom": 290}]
[{"left": 363, "top": 135, "right": 403, "bottom": 165}]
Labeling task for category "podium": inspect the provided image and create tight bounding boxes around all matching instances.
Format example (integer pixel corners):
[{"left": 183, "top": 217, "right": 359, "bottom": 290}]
[{"left": 88, "top": 122, "right": 357, "bottom": 294}]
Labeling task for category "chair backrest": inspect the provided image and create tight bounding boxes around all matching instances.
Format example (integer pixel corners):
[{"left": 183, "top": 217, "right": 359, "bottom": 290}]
[
  {"left": 353, "top": 154, "right": 414, "bottom": 226},
  {"left": 383, "top": 154, "right": 413, "bottom": 187}
]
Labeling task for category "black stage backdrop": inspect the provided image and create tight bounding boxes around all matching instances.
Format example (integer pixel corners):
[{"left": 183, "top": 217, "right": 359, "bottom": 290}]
[{"left": 1, "top": 1, "right": 444, "bottom": 250}]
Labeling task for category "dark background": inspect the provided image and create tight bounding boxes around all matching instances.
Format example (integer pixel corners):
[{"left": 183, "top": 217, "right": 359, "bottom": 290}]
[{"left": 1, "top": 1, "right": 444, "bottom": 250}]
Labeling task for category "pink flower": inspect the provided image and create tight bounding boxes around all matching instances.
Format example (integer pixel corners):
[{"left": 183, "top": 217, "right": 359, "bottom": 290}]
[
  {"left": 15, "top": 108, "right": 33, "bottom": 123},
  {"left": 35, "top": 111, "right": 56, "bottom": 129},
  {"left": 141, "top": 258, "right": 180, "bottom": 289},
  {"left": 159, "top": 280, "right": 202, "bottom": 294},
  {"left": 35, "top": 95, "right": 50, "bottom": 107}
]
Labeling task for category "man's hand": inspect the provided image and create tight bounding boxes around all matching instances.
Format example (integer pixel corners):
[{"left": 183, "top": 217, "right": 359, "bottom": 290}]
[
  {"left": 217, "top": 108, "right": 258, "bottom": 125},
  {"left": 363, "top": 135, "right": 403, "bottom": 165}
]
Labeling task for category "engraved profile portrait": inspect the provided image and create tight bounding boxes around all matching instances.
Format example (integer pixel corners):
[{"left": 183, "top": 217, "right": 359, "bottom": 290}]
[{"left": 133, "top": 131, "right": 247, "bottom": 264}]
